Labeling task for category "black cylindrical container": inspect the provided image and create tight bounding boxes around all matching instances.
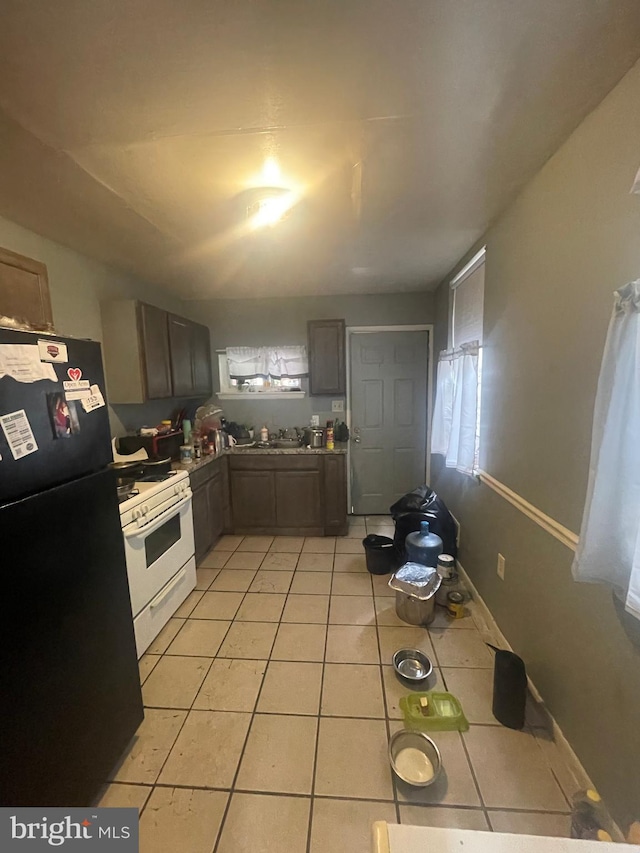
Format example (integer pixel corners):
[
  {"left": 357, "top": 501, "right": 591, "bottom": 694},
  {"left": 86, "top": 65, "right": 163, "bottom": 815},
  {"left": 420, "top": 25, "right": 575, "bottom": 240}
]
[
  {"left": 362, "top": 535, "right": 400, "bottom": 575},
  {"left": 488, "top": 644, "right": 527, "bottom": 729}
]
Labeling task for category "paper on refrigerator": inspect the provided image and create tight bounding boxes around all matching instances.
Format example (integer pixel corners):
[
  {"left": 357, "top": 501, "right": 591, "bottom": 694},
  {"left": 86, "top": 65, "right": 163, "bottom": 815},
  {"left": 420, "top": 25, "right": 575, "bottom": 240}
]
[{"left": 0, "top": 344, "right": 57, "bottom": 383}]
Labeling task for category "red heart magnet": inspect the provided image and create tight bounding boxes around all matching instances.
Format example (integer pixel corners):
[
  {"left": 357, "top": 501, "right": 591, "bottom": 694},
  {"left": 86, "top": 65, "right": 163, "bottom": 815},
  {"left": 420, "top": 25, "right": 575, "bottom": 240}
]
[{"left": 67, "top": 367, "right": 82, "bottom": 382}]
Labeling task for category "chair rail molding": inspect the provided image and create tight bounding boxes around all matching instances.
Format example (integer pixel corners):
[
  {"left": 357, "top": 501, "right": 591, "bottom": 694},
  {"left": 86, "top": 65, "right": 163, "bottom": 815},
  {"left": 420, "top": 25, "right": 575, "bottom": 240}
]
[{"left": 477, "top": 469, "right": 579, "bottom": 552}]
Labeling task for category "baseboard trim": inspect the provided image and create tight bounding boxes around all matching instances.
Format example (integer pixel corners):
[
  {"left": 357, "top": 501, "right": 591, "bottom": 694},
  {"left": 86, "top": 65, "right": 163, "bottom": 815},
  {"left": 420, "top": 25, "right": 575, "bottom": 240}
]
[
  {"left": 456, "top": 559, "right": 624, "bottom": 840},
  {"left": 477, "top": 469, "right": 579, "bottom": 552}
]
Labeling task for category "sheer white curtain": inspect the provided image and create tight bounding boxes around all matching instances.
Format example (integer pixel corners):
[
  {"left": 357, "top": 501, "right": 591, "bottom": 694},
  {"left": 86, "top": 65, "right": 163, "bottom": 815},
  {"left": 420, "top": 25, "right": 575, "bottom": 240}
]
[
  {"left": 573, "top": 281, "right": 640, "bottom": 619},
  {"left": 268, "top": 346, "right": 308, "bottom": 378},
  {"left": 226, "top": 347, "right": 268, "bottom": 379},
  {"left": 431, "top": 341, "right": 480, "bottom": 476}
]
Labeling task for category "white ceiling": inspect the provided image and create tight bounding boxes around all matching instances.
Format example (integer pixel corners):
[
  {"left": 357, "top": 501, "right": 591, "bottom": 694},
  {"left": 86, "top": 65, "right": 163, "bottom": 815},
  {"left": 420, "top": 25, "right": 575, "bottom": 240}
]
[{"left": 0, "top": 1, "right": 639, "bottom": 299}]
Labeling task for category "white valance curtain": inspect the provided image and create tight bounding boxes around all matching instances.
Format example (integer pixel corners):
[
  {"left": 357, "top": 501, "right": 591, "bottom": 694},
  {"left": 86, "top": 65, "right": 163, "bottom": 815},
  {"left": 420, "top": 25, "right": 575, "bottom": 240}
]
[
  {"left": 226, "top": 347, "right": 268, "bottom": 379},
  {"left": 572, "top": 281, "right": 640, "bottom": 619},
  {"left": 226, "top": 346, "right": 308, "bottom": 380},
  {"left": 268, "top": 346, "right": 308, "bottom": 378},
  {"left": 431, "top": 341, "right": 480, "bottom": 476}
]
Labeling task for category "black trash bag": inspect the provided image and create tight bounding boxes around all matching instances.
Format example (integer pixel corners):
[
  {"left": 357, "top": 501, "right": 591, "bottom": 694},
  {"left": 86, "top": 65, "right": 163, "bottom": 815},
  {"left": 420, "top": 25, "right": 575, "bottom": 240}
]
[{"left": 390, "top": 485, "right": 458, "bottom": 559}]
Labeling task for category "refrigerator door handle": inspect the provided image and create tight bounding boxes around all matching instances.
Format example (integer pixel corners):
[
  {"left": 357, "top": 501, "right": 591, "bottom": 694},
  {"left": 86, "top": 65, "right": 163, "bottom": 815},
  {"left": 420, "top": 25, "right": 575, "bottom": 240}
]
[{"left": 124, "top": 493, "right": 192, "bottom": 538}]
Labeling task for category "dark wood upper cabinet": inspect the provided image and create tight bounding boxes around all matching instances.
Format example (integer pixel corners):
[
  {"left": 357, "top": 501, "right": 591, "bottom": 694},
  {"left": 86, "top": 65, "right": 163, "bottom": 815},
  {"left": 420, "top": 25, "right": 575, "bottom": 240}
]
[
  {"left": 0, "top": 246, "right": 53, "bottom": 330},
  {"left": 139, "top": 302, "right": 173, "bottom": 400},
  {"left": 308, "top": 319, "right": 346, "bottom": 396},
  {"left": 102, "top": 300, "right": 212, "bottom": 402},
  {"left": 168, "top": 314, "right": 195, "bottom": 397},
  {"left": 191, "top": 321, "right": 213, "bottom": 396}
]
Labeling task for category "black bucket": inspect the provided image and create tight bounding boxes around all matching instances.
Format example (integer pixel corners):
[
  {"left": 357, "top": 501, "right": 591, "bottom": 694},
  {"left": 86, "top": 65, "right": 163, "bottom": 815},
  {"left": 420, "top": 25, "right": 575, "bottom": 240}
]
[{"left": 363, "top": 535, "right": 400, "bottom": 575}]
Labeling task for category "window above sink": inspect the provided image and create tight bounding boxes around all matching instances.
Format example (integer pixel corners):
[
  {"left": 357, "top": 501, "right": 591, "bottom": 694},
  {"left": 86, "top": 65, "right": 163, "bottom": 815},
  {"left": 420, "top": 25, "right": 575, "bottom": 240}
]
[{"left": 217, "top": 349, "right": 308, "bottom": 399}]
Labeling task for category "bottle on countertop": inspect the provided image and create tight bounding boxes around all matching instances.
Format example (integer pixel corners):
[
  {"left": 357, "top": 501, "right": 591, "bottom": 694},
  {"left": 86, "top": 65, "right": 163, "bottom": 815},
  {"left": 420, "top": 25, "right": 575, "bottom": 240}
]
[
  {"left": 192, "top": 434, "right": 202, "bottom": 460},
  {"left": 326, "top": 420, "right": 335, "bottom": 450},
  {"left": 260, "top": 424, "right": 269, "bottom": 443}
]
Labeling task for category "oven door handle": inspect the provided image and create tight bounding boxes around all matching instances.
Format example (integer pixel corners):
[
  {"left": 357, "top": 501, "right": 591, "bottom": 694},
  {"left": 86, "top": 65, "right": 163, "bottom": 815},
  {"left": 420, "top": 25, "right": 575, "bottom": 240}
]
[
  {"left": 149, "top": 567, "right": 188, "bottom": 609},
  {"left": 124, "top": 493, "right": 192, "bottom": 539}
]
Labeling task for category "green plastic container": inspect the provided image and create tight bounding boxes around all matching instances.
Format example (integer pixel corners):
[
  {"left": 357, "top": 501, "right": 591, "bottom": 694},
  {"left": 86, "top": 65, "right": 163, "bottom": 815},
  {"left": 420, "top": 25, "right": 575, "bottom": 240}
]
[{"left": 400, "top": 691, "right": 469, "bottom": 732}]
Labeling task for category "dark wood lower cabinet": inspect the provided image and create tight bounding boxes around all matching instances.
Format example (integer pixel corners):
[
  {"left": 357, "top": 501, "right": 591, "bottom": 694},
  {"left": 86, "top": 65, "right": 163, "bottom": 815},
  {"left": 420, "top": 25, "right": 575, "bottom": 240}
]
[
  {"left": 191, "top": 453, "right": 347, "bottom": 551},
  {"left": 190, "top": 457, "right": 230, "bottom": 564},
  {"left": 324, "top": 453, "right": 349, "bottom": 535},
  {"left": 228, "top": 453, "right": 347, "bottom": 536},
  {"left": 230, "top": 469, "right": 277, "bottom": 530},
  {"left": 275, "top": 470, "right": 323, "bottom": 530}
]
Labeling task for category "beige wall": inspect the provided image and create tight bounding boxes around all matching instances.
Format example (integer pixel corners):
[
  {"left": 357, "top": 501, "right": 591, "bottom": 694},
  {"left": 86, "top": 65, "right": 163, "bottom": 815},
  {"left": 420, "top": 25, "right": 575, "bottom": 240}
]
[
  {"left": 0, "top": 215, "right": 202, "bottom": 436},
  {"left": 190, "top": 292, "right": 435, "bottom": 432},
  {"left": 432, "top": 60, "right": 640, "bottom": 827}
]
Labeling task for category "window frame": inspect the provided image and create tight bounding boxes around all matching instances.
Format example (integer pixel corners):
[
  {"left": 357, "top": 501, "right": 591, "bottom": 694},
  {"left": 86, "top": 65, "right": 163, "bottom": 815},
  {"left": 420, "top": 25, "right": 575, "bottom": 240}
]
[
  {"left": 216, "top": 352, "right": 308, "bottom": 399},
  {"left": 449, "top": 246, "right": 485, "bottom": 474},
  {"left": 449, "top": 246, "right": 486, "bottom": 351}
]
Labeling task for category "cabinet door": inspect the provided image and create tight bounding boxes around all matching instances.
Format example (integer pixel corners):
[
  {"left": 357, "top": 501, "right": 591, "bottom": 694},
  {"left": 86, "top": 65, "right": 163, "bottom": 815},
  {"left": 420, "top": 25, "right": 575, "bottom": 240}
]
[
  {"left": 324, "top": 454, "right": 348, "bottom": 535},
  {"left": 192, "top": 484, "right": 213, "bottom": 565},
  {"left": 138, "top": 303, "right": 172, "bottom": 399},
  {"left": 191, "top": 322, "right": 212, "bottom": 396},
  {"left": 168, "top": 314, "right": 195, "bottom": 397},
  {"left": 275, "top": 470, "right": 322, "bottom": 528},
  {"left": 0, "top": 246, "right": 52, "bottom": 330},
  {"left": 221, "top": 458, "right": 232, "bottom": 533},
  {"left": 308, "top": 319, "right": 346, "bottom": 395},
  {"left": 230, "top": 470, "right": 276, "bottom": 529},
  {"left": 206, "top": 472, "right": 225, "bottom": 545}
]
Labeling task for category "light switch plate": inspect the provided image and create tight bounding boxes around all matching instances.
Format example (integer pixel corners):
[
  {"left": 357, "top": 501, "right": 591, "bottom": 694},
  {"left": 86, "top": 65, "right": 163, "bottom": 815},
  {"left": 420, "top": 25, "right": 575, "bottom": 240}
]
[{"left": 332, "top": 400, "right": 344, "bottom": 412}]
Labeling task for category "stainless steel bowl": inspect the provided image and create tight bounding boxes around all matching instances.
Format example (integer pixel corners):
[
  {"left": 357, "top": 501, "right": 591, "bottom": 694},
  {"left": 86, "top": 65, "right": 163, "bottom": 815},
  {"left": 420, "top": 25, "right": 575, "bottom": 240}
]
[
  {"left": 392, "top": 648, "right": 433, "bottom": 682},
  {"left": 388, "top": 729, "right": 442, "bottom": 787}
]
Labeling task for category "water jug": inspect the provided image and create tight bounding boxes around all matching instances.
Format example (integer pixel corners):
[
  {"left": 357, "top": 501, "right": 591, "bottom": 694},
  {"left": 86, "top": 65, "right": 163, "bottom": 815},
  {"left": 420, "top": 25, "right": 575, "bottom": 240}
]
[{"left": 405, "top": 521, "right": 443, "bottom": 567}]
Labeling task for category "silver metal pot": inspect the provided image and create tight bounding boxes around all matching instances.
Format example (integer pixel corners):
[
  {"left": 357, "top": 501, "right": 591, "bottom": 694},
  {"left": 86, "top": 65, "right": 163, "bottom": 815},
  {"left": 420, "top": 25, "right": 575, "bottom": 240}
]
[
  {"left": 303, "top": 427, "right": 325, "bottom": 448},
  {"left": 389, "top": 563, "right": 441, "bottom": 626}
]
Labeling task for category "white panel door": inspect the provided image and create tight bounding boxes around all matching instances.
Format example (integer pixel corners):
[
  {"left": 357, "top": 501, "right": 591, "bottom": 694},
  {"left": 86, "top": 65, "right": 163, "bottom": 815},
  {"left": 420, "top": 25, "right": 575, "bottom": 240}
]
[{"left": 350, "top": 330, "right": 429, "bottom": 515}]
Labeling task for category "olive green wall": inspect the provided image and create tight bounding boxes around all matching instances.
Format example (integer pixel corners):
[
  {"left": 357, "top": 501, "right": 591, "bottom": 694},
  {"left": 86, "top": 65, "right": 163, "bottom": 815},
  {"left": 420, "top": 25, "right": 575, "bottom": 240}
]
[
  {"left": 432, "top": 60, "right": 640, "bottom": 827},
  {"left": 0, "top": 214, "right": 202, "bottom": 436},
  {"left": 190, "top": 292, "right": 435, "bottom": 434}
]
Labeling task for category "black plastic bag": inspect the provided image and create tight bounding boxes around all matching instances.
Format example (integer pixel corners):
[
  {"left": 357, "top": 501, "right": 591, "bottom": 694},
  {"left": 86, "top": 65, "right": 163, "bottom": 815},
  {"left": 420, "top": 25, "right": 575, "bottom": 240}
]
[{"left": 390, "top": 485, "right": 458, "bottom": 559}]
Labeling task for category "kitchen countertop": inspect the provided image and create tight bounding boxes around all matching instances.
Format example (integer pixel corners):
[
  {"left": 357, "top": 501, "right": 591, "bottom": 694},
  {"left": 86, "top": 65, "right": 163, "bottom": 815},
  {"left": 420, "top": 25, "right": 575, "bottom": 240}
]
[{"left": 173, "top": 443, "right": 347, "bottom": 474}]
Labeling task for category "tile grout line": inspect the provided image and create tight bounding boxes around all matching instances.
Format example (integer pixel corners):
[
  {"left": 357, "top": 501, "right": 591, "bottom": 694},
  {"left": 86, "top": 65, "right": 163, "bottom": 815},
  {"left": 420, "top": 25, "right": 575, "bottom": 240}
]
[
  {"left": 372, "top": 566, "right": 402, "bottom": 826},
  {"left": 305, "top": 547, "right": 334, "bottom": 853},
  {"left": 141, "top": 535, "right": 255, "bottom": 822},
  {"left": 427, "top": 619, "right": 492, "bottom": 830},
  {"left": 211, "top": 537, "right": 310, "bottom": 853}
]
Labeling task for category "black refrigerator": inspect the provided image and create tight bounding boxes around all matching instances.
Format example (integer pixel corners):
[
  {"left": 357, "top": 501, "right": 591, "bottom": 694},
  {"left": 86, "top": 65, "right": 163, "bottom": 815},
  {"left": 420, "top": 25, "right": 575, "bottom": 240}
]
[{"left": 0, "top": 327, "right": 143, "bottom": 806}]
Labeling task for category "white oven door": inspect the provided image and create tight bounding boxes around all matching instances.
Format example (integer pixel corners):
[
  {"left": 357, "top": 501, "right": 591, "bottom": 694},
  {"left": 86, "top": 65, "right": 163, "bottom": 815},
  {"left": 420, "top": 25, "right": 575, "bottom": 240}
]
[{"left": 123, "top": 492, "right": 195, "bottom": 616}]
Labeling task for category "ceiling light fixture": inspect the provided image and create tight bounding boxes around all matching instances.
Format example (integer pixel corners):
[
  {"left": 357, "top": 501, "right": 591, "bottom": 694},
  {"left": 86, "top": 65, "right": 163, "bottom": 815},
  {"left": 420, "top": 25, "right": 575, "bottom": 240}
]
[{"left": 248, "top": 193, "right": 296, "bottom": 228}]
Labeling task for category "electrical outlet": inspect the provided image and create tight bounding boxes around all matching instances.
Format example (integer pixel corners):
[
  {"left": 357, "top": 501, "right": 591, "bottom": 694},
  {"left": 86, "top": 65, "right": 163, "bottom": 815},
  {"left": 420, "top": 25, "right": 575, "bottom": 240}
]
[
  {"left": 332, "top": 399, "right": 344, "bottom": 413},
  {"left": 310, "top": 414, "right": 320, "bottom": 427},
  {"left": 497, "top": 553, "right": 506, "bottom": 580}
]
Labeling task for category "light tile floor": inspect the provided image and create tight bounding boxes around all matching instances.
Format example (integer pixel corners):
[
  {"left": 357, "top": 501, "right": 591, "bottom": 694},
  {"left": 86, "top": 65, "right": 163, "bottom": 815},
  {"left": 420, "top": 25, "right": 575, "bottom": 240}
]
[{"left": 100, "top": 516, "right": 580, "bottom": 852}]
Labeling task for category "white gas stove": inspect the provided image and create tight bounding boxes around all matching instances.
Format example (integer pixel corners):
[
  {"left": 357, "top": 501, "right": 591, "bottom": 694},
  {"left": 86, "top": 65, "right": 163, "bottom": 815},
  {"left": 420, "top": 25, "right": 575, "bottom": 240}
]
[{"left": 119, "top": 469, "right": 196, "bottom": 657}]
